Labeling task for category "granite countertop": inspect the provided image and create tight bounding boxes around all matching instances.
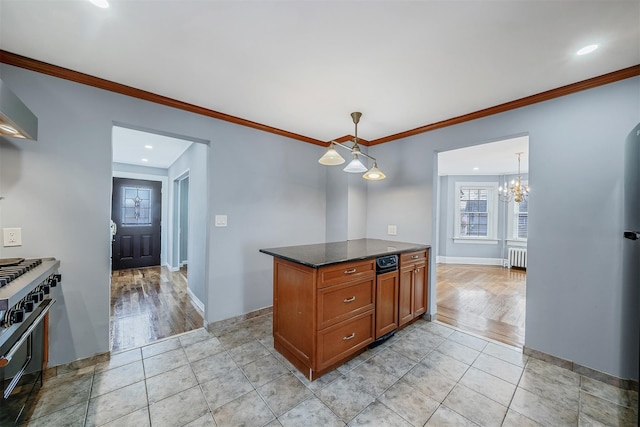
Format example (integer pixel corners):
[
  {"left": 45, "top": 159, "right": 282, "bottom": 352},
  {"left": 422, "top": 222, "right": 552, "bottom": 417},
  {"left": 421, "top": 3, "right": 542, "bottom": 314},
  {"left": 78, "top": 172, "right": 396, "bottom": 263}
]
[{"left": 260, "top": 238, "right": 430, "bottom": 268}]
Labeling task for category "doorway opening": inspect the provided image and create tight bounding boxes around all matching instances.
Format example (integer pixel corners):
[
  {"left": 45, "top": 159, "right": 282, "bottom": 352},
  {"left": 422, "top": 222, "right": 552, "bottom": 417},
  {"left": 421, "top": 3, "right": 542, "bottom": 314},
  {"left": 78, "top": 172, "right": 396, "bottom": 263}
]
[
  {"left": 435, "top": 136, "right": 528, "bottom": 348},
  {"left": 110, "top": 125, "right": 205, "bottom": 352},
  {"left": 174, "top": 171, "right": 190, "bottom": 278}
]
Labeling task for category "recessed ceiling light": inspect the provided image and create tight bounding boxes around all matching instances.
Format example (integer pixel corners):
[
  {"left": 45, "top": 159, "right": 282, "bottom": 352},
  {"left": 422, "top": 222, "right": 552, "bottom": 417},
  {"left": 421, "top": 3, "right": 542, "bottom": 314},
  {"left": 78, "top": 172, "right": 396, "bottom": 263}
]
[
  {"left": 473, "top": 167, "right": 479, "bottom": 171},
  {"left": 144, "top": 145, "right": 153, "bottom": 149},
  {"left": 577, "top": 44, "right": 598, "bottom": 56},
  {"left": 89, "top": 0, "right": 109, "bottom": 8},
  {"left": 141, "top": 158, "right": 149, "bottom": 162}
]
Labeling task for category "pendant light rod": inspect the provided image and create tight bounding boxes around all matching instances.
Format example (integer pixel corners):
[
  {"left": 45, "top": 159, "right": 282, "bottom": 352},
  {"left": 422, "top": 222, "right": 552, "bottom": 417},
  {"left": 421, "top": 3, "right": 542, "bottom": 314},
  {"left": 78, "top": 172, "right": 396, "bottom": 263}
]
[{"left": 329, "top": 139, "right": 378, "bottom": 163}]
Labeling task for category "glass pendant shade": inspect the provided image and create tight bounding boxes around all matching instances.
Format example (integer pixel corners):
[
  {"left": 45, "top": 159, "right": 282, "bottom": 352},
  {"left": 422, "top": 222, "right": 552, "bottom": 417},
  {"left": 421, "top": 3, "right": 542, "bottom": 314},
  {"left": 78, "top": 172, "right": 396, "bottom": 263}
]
[
  {"left": 363, "top": 163, "right": 386, "bottom": 180},
  {"left": 318, "top": 145, "right": 345, "bottom": 165},
  {"left": 343, "top": 155, "right": 368, "bottom": 173}
]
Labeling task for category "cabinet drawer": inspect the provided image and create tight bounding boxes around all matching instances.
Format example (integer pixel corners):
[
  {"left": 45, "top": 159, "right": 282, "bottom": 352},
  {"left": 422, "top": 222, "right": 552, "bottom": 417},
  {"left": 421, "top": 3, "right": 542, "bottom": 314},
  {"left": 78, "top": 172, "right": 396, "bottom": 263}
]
[
  {"left": 317, "top": 311, "right": 374, "bottom": 371},
  {"left": 318, "top": 260, "right": 375, "bottom": 288},
  {"left": 317, "top": 278, "right": 375, "bottom": 330},
  {"left": 400, "top": 250, "right": 427, "bottom": 267}
]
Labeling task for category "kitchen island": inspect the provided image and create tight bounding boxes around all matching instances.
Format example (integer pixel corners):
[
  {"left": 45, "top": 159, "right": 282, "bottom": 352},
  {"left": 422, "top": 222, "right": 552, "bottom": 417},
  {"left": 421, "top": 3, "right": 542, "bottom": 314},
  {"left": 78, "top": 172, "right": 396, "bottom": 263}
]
[{"left": 260, "top": 239, "right": 430, "bottom": 380}]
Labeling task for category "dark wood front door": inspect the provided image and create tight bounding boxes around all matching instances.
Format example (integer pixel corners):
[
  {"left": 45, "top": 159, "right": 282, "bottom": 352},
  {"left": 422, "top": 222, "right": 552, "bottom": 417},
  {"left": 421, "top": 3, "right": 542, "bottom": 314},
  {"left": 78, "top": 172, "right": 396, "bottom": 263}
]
[{"left": 111, "top": 178, "right": 161, "bottom": 270}]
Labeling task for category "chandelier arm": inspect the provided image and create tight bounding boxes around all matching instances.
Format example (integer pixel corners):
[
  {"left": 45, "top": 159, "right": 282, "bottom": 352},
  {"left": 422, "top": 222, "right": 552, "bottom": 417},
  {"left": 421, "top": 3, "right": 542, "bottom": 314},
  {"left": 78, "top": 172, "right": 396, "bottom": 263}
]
[{"left": 330, "top": 141, "right": 377, "bottom": 163}]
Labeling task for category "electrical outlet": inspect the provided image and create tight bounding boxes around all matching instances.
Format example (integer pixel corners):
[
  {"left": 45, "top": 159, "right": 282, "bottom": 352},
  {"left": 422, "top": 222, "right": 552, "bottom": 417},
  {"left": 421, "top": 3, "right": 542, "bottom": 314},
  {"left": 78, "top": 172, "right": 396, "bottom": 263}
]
[
  {"left": 215, "top": 215, "right": 228, "bottom": 227},
  {"left": 387, "top": 225, "right": 397, "bottom": 236},
  {"left": 3, "top": 228, "right": 22, "bottom": 247}
]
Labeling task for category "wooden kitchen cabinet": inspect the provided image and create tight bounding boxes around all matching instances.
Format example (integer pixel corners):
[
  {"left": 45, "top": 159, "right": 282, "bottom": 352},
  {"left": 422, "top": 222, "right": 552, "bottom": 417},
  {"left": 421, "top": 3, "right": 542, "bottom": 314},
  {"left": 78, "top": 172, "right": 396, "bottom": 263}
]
[
  {"left": 398, "top": 249, "right": 429, "bottom": 328},
  {"left": 262, "top": 239, "right": 431, "bottom": 380},
  {"left": 272, "top": 257, "right": 375, "bottom": 380},
  {"left": 375, "top": 270, "right": 399, "bottom": 339}
]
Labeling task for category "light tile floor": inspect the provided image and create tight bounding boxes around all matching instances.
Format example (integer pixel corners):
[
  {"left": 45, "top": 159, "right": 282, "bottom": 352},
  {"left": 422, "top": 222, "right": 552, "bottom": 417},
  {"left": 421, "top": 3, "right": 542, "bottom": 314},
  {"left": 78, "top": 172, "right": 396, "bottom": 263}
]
[{"left": 6, "top": 315, "right": 639, "bottom": 426}]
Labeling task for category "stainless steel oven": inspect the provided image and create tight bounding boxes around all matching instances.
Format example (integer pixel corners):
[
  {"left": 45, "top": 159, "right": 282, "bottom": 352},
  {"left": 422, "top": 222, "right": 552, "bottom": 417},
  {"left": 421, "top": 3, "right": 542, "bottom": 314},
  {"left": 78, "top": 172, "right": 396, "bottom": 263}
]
[{"left": 0, "top": 258, "right": 60, "bottom": 425}]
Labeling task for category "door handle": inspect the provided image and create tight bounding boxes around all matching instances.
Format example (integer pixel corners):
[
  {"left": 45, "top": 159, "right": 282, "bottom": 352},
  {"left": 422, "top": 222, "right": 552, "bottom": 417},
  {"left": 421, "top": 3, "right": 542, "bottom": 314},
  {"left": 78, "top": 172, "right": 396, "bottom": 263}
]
[
  {"left": 624, "top": 231, "right": 639, "bottom": 240},
  {"left": 343, "top": 296, "right": 356, "bottom": 303},
  {"left": 411, "top": 255, "right": 419, "bottom": 259},
  {"left": 343, "top": 333, "right": 355, "bottom": 341},
  {"left": 344, "top": 268, "right": 357, "bottom": 274}
]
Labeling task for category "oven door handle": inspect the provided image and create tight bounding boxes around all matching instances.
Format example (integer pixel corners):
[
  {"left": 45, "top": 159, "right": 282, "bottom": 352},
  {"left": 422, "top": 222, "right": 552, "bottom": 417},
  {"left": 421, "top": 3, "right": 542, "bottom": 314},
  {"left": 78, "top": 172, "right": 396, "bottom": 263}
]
[{"left": 0, "top": 298, "right": 55, "bottom": 368}]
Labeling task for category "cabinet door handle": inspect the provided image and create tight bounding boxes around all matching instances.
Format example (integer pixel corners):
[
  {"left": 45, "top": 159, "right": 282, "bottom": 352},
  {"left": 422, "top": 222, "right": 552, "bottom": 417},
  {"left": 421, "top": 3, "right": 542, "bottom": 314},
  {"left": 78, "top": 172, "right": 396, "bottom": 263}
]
[
  {"left": 415, "top": 268, "right": 420, "bottom": 273},
  {"left": 343, "top": 333, "right": 355, "bottom": 341},
  {"left": 343, "top": 296, "right": 356, "bottom": 303},
  {"left": 412, "top": 255, "right": 419, "bottom": 259},
  {"left": 344, "top": 268, "right": 357, "bottom": 274}
]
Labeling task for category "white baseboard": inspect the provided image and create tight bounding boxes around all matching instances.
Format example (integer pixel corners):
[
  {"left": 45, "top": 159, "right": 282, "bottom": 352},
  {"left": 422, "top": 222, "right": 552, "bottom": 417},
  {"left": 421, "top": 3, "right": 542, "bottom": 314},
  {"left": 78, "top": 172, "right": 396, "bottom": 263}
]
[
  {"left": 164, "top": 263, "right": 180, "bottom": 272},
  {"left": 437, "top": 256, "right": 505, "bottom": 266},
  {"left": 188, "top": 287, "right": 205, "bottom": 312}
]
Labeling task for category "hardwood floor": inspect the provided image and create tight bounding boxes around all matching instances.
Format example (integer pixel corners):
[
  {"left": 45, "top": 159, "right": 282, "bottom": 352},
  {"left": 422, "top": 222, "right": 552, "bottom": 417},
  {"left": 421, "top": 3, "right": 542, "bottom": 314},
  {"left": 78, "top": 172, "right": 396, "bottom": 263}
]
[
  {"left": 110, "top": 266, "right": 203, "bottom": 352},
  {"left": 436, "top": 263, "right": 526, "bottom": 348}
]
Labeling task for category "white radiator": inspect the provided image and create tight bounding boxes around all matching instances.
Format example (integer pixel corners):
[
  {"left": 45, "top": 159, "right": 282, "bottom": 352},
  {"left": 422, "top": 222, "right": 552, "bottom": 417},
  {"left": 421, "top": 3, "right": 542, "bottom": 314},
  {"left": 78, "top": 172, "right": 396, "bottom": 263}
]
[{"left": 508, "top": 248, "right": 527, "bottom": 269}]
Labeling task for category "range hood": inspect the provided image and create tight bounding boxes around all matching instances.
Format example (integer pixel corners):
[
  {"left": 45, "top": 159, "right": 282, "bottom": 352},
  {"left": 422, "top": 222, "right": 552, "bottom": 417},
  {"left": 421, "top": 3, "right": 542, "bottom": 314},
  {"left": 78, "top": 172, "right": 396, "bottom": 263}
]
[{"left": 0, "top": 78, "right": 37, "bottom": 140}]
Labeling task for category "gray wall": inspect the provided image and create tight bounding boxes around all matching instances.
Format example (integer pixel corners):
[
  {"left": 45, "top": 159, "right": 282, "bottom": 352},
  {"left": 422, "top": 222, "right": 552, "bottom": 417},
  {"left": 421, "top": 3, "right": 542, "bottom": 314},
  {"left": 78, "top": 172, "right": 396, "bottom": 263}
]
[
  {"left": 0, "top": 64, "right": 327, "bottom": 365},
  {"left": 204, "top": 122, "right": 326, "bottom": 322},
  {"left": 168, "top": 143, "right": 207, "bottom": 304},
  {"left": 367, "top": 77, "right": 639, "bottom": 379}
]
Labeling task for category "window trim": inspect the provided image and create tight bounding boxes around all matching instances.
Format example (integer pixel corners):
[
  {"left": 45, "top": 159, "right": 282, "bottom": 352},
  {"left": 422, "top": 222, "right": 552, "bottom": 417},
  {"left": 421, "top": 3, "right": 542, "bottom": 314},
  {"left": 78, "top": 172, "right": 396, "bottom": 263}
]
[
  {"left": 454, "top": 182, "right": 499, "bottom": 241},
  {"left": 506, "top": 180, "right": 528, "bottom": 242}
]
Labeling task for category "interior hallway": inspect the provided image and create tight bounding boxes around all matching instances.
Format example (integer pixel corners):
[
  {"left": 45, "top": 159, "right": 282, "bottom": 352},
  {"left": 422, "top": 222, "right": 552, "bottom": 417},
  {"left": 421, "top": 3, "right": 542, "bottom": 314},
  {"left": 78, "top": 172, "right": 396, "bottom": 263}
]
[
  {"left": 110, "top": 266, "right": 203, "bottom": 352},
  {"left": 436, "top": 264, "right": 526, "bottom": 348}
]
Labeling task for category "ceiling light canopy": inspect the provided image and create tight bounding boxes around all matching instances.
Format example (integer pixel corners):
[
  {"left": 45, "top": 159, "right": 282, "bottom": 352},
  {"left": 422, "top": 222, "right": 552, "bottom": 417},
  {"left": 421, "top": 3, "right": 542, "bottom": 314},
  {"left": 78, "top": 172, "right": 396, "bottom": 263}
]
[{"left": 318, "top": 112, "right": 387, "bottom": 180}]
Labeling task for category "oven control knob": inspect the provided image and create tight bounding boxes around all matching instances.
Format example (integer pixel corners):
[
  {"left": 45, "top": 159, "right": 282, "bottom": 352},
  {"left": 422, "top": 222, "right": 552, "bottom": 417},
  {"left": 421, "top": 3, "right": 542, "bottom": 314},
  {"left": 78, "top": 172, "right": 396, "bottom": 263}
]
[
  {"left": 23, "top": 300, "right": 34, "bottom": 312},
  {"left": 42, "top": 284, "right": 51, "bottom": 295},
  {"left": 37, "top": 291, "right": 44, "bottom": 302},
  {"left": 30, "top": 292, "right": 41, "bottom": 303},
  {"left": 51, "top": 274, "right": 61, "bottom": 286},
  {"left": 10, "top": 308, "right": 25, "bottom": 324}
]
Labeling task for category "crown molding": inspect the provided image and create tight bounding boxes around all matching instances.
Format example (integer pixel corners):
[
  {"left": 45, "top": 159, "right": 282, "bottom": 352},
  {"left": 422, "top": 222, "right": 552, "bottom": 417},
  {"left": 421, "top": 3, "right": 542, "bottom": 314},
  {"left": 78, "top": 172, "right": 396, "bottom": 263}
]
[
  {"left": 1, "top": 50, "right": 637, "bottom": 148},
  {"left": 0, "top": 50, "right": 326, "bottom": 147},
  {"left": 369, "top": 64, "right": 640, "bottom": 145}
]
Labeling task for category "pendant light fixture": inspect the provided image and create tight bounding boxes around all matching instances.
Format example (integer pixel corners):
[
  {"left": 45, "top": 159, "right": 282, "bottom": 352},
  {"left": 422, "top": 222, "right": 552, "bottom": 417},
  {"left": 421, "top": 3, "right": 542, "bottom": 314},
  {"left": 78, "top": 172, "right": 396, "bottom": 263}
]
[
  {"left": 499, "top": 152, "right": 529, "bottom": 203},
  {"left": 318, "top": 112, "right": 387, "bottom": 180}
]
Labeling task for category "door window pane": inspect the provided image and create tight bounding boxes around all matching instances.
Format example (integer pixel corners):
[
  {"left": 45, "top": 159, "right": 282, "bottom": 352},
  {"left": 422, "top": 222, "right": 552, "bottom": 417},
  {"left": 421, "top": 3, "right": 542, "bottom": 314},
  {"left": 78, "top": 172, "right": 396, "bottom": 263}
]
[{"left": 122, "top": 187, "right": 152, "bottom": 225}]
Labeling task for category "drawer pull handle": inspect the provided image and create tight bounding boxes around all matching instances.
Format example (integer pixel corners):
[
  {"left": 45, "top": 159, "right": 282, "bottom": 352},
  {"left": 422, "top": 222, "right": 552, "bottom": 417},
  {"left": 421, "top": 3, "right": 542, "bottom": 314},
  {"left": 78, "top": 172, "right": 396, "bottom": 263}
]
[
  {"left": 343, "top": 296, "right": 356, "bottom": 303},
  {"left": 344, "top": 268, "right": 357, "bottom": 274},
  {"left": 411, "top": 255, "right": 419, "bottom": 259},
  {"left": 343, "top": 333, "right": 355, "bottom": 341}
]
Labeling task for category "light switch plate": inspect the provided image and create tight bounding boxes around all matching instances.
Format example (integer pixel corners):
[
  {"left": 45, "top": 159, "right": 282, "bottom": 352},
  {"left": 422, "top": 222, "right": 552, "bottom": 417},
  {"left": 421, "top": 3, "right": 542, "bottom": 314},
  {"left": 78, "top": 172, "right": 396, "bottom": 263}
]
[
  {"left": 3, "top": 228, "right": 22, "bottom": 247},
  {"left": 387, "top": 225, "right": 397, "bottom": 236},
  {"left": 215, "top": 215, "right": 228, "bottom": 227}
]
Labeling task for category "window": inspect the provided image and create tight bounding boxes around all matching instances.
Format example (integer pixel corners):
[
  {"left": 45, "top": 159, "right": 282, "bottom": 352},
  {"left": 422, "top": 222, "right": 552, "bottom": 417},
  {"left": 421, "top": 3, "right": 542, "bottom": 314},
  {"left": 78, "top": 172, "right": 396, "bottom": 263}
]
[
  {"left": 508, "top": 200, "right": 529, "bottom": 241},
  {"left": 454, "top": 182, "right": 498, "bottom": 241},
  {"left": 515, "top": 199, "right": 528, "bottom": 239}
]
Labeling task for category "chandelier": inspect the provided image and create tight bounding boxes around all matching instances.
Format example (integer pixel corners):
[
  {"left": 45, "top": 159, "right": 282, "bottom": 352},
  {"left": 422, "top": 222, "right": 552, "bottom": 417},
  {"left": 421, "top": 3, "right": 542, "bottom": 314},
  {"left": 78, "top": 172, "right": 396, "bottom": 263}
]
[
  {"left": 318, "top": 112, "right": 386, "bottom": 180},
  {"left": 499, "top": 152, "right": 529, "bottom": 203}
]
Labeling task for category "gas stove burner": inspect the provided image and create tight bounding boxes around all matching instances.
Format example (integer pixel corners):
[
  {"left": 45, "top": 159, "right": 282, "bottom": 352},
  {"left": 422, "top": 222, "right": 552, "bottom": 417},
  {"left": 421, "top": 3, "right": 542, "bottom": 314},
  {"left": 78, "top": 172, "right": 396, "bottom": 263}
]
[
  {"left": 0, "top": 259, "right": 42, "bottom": 288},
  {"left": 0, "top": 258, "right": 25, "bottom": 267}
]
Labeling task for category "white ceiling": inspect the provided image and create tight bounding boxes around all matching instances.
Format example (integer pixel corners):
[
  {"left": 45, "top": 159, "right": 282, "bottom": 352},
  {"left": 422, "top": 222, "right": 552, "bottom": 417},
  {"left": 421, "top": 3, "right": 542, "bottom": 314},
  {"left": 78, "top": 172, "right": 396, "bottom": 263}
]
[
  {"left": 438, "top": 136, "right": 529, "bottom": 176},
  {"left": 0, "top": 1, "right": 638, "bottom": 144},
  {"left": 112, "top": 126, "right": 193, "bottom": 168}
]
